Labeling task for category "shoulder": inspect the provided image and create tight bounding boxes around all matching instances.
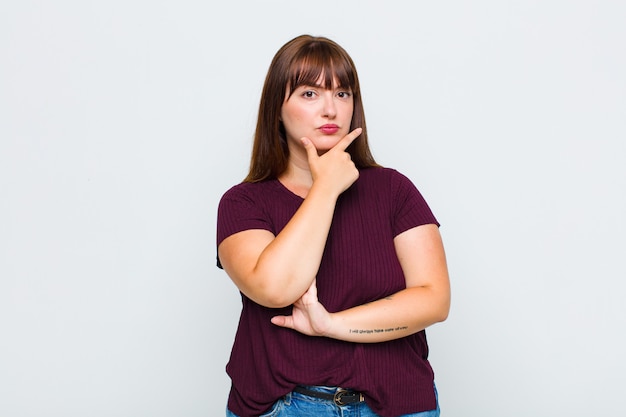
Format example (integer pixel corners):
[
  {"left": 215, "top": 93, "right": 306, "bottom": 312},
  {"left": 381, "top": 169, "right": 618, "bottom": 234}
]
[
  {"left": 357, "top": 166, "right": 417, "bottom": 190},
  {"left": 358, "top": 166, "right": 410, "bottom": 179},
  {"left": 219, "top": 180, "right": 277, "bottom": 205},
  {"left": 222, "top": 180, "right": 272, "bottom": 196},
  {"left": 216, "top": 180, "right": 280, "bottom": 246}
]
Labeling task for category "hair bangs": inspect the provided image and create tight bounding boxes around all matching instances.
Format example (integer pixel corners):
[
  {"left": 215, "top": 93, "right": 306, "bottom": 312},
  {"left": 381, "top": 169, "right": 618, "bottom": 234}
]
[{"left": 287, "top": 43, "right": 356, "bottom": 97}]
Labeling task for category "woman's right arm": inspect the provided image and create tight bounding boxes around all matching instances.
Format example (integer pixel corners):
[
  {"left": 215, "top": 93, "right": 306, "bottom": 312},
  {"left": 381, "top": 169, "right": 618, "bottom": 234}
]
[{"left": 218, "top": 129, "right": 362, "bottom": 308}]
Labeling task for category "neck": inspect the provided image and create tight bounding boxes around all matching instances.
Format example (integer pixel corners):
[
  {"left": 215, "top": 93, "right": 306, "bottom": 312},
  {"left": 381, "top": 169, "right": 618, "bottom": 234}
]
[{"left": 278, "top": 142, "right": 313, "bottom": 198}]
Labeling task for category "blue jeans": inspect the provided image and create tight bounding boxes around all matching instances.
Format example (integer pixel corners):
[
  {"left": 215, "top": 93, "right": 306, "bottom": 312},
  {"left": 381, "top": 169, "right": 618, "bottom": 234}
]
[{"left": 226, "top": 385, "right": 440, "bottom": 417}]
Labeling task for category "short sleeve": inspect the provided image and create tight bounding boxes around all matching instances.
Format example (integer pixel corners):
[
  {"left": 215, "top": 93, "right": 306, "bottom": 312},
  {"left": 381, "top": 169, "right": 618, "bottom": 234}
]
[
  {"left": 390, "top": 170, "right": 439, "bottom": 237},
  {"left": 216, "top": 184, "right": 274, "bottom": 268}
]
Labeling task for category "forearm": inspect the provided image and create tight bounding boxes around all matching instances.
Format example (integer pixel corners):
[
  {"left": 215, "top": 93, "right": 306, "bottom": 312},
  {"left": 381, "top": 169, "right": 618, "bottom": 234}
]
[
  {"left": 221, "top": 130, "right": 362, "bottom": 308},
  {"left": 235, "top": 183, "right": 341, "bottom": 307},
  {"left": 269, "top": 223, "right": 451, "bottom": 339},
  {"left": 325, "top": 286, "right": 450, "bottom": 343}
]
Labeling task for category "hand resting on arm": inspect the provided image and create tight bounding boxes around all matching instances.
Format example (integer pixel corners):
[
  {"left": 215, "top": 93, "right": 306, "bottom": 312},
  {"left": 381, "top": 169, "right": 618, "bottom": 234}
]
[{"left": 271, "top": 223, "right": 450, "bottom": 342}]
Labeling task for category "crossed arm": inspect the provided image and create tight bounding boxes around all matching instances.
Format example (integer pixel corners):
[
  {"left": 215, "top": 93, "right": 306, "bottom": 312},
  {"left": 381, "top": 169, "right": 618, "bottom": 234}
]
[
  {"left": 218, "top": 131, "right": 450, "bottom": 343},
  {"left": 270, "top": 223, "right": 450, "bottom": 343},
  {"left": 219, "top": 218, "right": 450, "bottom": 344}
]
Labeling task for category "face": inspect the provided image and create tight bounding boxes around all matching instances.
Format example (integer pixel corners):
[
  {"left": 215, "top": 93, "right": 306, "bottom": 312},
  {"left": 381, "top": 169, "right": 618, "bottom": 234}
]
[{"left": 280, "top": 78, "right": 354, "bottom": 154}]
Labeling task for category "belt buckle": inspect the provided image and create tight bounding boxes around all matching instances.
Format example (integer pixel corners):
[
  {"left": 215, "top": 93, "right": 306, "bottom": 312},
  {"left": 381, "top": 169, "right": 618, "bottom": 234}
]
[
  {"left": 334, "top": 388, "right": 363, "bottom": 406},
  {"left": 333, "top": 389, "right": 349, "bottom": 406}
]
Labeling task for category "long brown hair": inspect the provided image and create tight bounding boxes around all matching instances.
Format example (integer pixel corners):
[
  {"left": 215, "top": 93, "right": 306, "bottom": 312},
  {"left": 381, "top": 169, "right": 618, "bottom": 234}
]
[{"left": 244, "top": 35, "right": 379, "bottom": 182}]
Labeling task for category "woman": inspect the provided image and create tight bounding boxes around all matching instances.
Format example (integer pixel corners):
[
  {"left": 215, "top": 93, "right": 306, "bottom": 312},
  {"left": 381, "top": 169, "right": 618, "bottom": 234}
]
[{"left": 217, "top": 34, "right": 450, "bottom": 417}]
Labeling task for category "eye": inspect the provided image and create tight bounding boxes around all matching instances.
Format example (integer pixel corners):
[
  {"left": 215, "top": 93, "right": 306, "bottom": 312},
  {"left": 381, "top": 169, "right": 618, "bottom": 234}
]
[
  {"left": 301, "top": 90, "right": 317, "bottom": 99},
  {"left": 337, "top": 91, "right": 352, "bottom": 99}
]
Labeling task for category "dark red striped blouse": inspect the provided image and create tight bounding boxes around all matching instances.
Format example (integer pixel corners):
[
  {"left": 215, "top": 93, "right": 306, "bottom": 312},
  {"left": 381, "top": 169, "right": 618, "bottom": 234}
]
[{"left": 217, "top": 167, "right": 439, "bottom": 417}]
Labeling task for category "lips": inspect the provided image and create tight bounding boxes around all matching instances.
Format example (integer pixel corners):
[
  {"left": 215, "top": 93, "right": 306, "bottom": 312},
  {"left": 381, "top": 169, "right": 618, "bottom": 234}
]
[{"left": 319, "top": 124, "right": 339, "bottom": 134}]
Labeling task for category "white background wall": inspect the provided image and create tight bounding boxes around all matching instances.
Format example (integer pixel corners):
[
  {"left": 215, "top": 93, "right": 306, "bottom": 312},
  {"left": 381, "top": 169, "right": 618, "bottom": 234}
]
[{"left": 1, "top": 1, "right": 625, "bottom": 416}]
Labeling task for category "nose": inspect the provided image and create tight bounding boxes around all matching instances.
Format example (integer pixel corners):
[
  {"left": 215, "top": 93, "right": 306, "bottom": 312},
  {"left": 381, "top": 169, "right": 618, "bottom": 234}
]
[{"left": 322, "top": 92, "right": 337, "bottom": 118}]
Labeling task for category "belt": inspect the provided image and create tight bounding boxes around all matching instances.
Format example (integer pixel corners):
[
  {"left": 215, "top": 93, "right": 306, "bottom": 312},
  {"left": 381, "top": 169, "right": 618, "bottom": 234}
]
[{"left": 292, "top": 386, "right": 365, "bottom": 407}]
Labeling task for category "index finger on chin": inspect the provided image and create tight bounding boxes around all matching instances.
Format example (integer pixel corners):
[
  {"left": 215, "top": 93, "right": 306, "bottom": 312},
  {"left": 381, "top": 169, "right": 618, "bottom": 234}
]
[{"left": 335, "top": 127, "right": 362, "bottom": 152}]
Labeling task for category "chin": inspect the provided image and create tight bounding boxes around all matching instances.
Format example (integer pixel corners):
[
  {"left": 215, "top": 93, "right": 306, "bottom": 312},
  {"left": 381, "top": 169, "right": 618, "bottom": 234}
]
[{"left": 312, "top": 137, "right": 341, "bottom": 151}]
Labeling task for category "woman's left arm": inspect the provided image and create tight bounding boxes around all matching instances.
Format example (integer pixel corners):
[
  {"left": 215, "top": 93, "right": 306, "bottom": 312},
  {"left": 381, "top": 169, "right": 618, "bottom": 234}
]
[{"left": 271, "top": 223, "right": 451, "bottom": 343}]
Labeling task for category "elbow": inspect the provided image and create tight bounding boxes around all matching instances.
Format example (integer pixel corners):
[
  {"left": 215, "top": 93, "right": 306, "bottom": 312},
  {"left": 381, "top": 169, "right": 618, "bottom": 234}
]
[
  {"left": 231, "top": 268, "right": 299, "bottom": 308},
  {"left": 258, "top": 293, "right": 296, "bottom": 309},
  {"left": 436, "top": 306, "right": 450, "bottom": 323},
  {"left": 426, "top": 288, "right": 450, "bottom": 324},
  {"left": 426, "top": 307, "right": 449, "bottom": 327},
  {"left": 245, "top": 280, "right": 300, "bottom": 309},
  {"left": 436, "top": 294, "right": 451, "bottom": 323}
]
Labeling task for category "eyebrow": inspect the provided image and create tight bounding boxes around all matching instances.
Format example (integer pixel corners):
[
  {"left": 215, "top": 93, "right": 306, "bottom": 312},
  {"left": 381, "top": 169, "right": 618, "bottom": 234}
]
[{"left": 299, "top": 82, "right": 350, "bottom": 90}]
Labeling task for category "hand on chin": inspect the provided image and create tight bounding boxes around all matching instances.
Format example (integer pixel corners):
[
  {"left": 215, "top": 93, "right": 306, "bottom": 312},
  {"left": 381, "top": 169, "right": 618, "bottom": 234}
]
[{"left": 310, "top": 135, "right": 341, "bottom": 154}]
